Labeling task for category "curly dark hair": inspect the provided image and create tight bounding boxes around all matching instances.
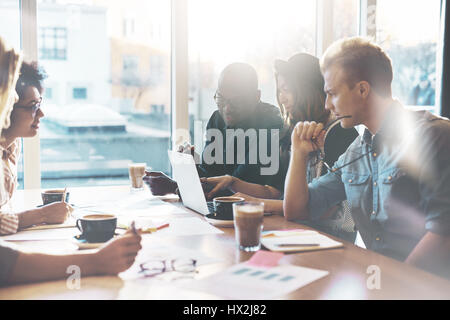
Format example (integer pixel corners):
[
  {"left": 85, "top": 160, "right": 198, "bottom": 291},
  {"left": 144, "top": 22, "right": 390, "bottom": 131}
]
[{"left": 15, "top": 61, "right": 47, "bottom": 97}]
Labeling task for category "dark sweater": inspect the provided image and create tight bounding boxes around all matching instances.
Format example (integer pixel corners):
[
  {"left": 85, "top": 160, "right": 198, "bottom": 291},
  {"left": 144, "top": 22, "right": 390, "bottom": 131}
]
[{"left": 197, "top": 101, "right": 283, "bottom": 187}]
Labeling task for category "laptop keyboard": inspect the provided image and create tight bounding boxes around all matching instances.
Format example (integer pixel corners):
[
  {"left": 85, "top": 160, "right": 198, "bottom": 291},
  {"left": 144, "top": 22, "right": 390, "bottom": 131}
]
[{"left": 207, "top": 202, "right": 215, "bottom": 214}]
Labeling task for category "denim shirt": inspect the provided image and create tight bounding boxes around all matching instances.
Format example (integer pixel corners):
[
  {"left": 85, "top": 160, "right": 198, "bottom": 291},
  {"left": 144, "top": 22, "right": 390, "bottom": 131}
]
[{"left": 308, "top": 102, "right": 450, "bottom": 261}]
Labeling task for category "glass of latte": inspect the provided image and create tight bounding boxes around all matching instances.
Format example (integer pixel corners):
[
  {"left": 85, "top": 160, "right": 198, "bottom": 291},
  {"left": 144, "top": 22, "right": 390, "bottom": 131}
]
[{"left": 233, "top": 202, "right": 264, "bottom": 252}]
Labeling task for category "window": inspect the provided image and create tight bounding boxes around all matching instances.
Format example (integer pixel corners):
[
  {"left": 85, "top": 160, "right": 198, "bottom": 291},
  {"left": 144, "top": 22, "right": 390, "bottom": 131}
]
[
  {"left": 149, "top": 55, "right": 165, "bottom": 86},
  {"left": 45, "top": 87, "right": 53, "bottom": 99},
  {"left": 2, "top": 0, "right": 444, "bottom": 189},
  {"left": 375, "top": 0, "right": 441, "bottom": 112},
  {"left": 188, "top": 0, "right": 316, "bottom": 151},
  {"left": 123, "top": 17, "right": 136, "bottom": 38},
  {"left": 151, "top": 104, "right": 164, "bottom": 114},
  {"left": 121, "top": 55, "right": 140, "bottom": 87},
  {"left": 0, "top": 0, "right": 20, "bottom": 50},
  {"left": 39, "top": 27, "right": 67, "bottom": 60},
  {"left": 123, "top": 55, "right": 139, "bottom": 73},
  {"left": 73, "top": 87, "right": 87, "bottom": 99},
  {"left": 36, "top": 0, "right": 171, "bottom": 188},
  {"left": 333, "top": 0, "right": 358, "bottom": 40}
]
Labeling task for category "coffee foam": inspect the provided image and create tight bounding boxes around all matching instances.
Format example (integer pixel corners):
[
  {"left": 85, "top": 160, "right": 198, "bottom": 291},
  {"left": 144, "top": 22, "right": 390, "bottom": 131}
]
[
  {"left": 43, "top": 189, "right": 65, "bottom": 194},
  {"left": 129, "top": 163, "right": 146, "bottom": 169},
  {"left": 215, "top": 197, "right": 244, "bottom": 203},
  {"left": 83, "top": 214, "right": 116, "bottom": 220},
  {"left": 234, "top": 205, "right": 264, "bottom": 216},
  {"left": 129, "top": 163, "right": 146, "bottom": 188}
]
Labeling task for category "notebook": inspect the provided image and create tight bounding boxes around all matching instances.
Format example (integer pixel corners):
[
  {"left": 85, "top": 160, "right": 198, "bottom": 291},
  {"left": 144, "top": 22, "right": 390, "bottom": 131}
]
[{"left": 261, "top": 229, "right": 343, "bottom": 252}]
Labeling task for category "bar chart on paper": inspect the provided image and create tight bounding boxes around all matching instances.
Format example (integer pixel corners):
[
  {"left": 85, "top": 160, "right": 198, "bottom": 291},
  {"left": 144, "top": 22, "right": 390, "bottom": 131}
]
[{"left": 183, "top": 263, "right": 329, "bottom": 299}]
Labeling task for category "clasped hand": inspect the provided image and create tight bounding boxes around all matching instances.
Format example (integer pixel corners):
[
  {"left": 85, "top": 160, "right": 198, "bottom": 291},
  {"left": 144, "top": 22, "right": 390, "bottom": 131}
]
[{"left": 291, "top": 121, "right": 326, "bottom": 156}]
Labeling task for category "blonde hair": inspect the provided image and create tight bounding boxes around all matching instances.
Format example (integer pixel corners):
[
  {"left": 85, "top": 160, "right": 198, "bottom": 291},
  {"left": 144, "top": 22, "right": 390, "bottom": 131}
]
[
  {"left": 320, "top": 37, "right": 393, "bottom": 97},
  {"left": 0, "top": 37, "right": 22, "bottom": 136}
]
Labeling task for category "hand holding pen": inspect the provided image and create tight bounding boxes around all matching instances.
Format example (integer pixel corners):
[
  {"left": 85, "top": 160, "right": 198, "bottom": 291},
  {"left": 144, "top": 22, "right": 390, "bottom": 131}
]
[
  {"left": 61, "top": 187, "right": 75, "bottom": 219},
  {"left": 130, "top": 220, "right": 169, "bottom": 234},
  {"left": 130, "top": 220, "right": 139, "bottom": 235},
  {"left": 291, "top": 115, "right": 352, "bottom": 157}
]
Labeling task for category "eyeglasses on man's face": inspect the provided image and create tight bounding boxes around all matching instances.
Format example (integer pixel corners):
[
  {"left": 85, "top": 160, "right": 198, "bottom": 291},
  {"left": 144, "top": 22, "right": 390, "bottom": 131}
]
[{"left": 14, "top": 96, "right": 42, "bottom": 117}]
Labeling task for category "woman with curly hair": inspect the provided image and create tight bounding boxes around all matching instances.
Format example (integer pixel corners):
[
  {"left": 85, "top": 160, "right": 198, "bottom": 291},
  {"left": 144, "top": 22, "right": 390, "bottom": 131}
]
[
  {"left": 0, "top": 60, "right": 72, "bottom": 235},
  {"left": 0, "top": 37, "right": 141, "bottom": 286}
]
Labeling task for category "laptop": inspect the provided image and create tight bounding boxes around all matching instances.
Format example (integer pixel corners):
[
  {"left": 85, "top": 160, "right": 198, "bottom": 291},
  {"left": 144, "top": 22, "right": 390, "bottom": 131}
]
[{"left": 168, "top": 150, "right": 214, "bottom": 215}]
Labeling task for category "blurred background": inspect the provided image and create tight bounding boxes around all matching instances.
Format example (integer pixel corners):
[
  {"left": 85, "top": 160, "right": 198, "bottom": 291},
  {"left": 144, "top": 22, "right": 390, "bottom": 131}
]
[{"left": 0, "top": 0, "right": 441, "bottom": 188}]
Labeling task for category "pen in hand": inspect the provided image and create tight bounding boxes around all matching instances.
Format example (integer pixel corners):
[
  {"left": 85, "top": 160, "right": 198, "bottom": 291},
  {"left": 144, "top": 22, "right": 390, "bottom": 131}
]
[
  {"left": 62, "top": 187, "right": 67, "bottom": 203},
  {"left": 61, "top": 187, "right": 75, "bottom": 219},
  {"left": 130, "top": 220, "right": 138, "bottom": 235}
]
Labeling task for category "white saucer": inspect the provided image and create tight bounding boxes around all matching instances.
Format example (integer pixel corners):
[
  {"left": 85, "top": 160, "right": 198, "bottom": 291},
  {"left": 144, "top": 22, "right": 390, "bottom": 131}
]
[
  {"left": 72, "top": 234, "right": 111, "bottom": 250},
  {"left": 205, "top": 213, "right": 234, "bottom": 228}
]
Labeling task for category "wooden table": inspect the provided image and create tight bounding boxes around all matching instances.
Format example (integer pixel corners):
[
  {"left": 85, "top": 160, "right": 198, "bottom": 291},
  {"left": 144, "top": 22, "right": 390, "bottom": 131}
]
[{"left": 1, "top": 185, "right": 450, "bottom": 300}]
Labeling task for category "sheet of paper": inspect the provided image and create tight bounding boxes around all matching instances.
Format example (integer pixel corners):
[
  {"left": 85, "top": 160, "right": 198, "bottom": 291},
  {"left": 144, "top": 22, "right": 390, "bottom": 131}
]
[
  {"left": 117, "top": 280, "right": 219, "bottom": 300},
  {"left": 261, "top": 233, "right": 343, "bottom": 252},
  {"left": 118, "top": 202, "right": 189, "bottom": 217},
  {"left": 119, "top": 238, "right": 221, "bottom": 281},
  {"left": 0, "top": 227, "right": 79, "bottom": 241},
  {"left": 181, "top": 263, "right": 329, "bottom": 300},
  {"left": 261, "top": 229, "right": 319, "bottom": 238},
  {"left": 143, "top": 217, "right": 223, "bottom": 238},
  {"left": 72, "top": 191, "right": 157, "bottom": 211},
  {"left": 21, "top": 217, "right": 76, "bottom": 231},
  {"left": 72, "top": 198, "right": 189, "bottom": 219},
  {"left": 72, "top": 189, "right": 154, "bottom": 207}
]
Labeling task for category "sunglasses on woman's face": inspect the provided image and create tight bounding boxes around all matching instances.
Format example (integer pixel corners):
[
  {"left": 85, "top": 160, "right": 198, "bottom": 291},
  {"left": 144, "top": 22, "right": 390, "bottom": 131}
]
[{"left": 14, "top": 96, "right": 42, "bottom": 117}]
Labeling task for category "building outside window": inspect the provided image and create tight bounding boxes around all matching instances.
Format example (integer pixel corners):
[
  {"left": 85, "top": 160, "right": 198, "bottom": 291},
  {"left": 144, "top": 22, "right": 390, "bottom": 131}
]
[
  {"left": 149, "top": 55, "right": 165, "bottom": 86},
  {"left": 123, "top": 17, "right": 135, "bottom": 38},
  {"left": 39, "top": 27, "right": 67, "bottom": 60},
  {"left": 375, "top": 0, "right": 441, "bottom": 112},
  {"left": 73, "top": 87, "right": 87, "bottom": 99},
  {"left": 45, "top": 87, "right": 53, "bottom": 99},
  {"left": 333, "top": 0, "right": 359, "bottom": 40},
  {"left": 122, "top": 55, "right": 139, "bottom": 74},
  {"left": 36, "top": 0, "right": 172, "bottom": 188}
]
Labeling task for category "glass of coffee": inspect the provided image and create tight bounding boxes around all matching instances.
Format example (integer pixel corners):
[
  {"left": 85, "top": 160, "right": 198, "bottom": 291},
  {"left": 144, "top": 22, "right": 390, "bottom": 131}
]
[
  {"left": 128, "top": 163, "right": 146, "bottom": 191},
  {"left": 233, "top": 202, "right": 264, "bottom": 252},
  {"left": 41, "top": 189, "right": 70, "bottom": 205}
]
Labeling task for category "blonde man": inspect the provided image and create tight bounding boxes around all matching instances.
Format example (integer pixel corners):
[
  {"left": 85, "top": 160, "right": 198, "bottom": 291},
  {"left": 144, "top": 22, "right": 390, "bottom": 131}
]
[{"left": 284, "top": 37, "right": 450, "bottom": 278}]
